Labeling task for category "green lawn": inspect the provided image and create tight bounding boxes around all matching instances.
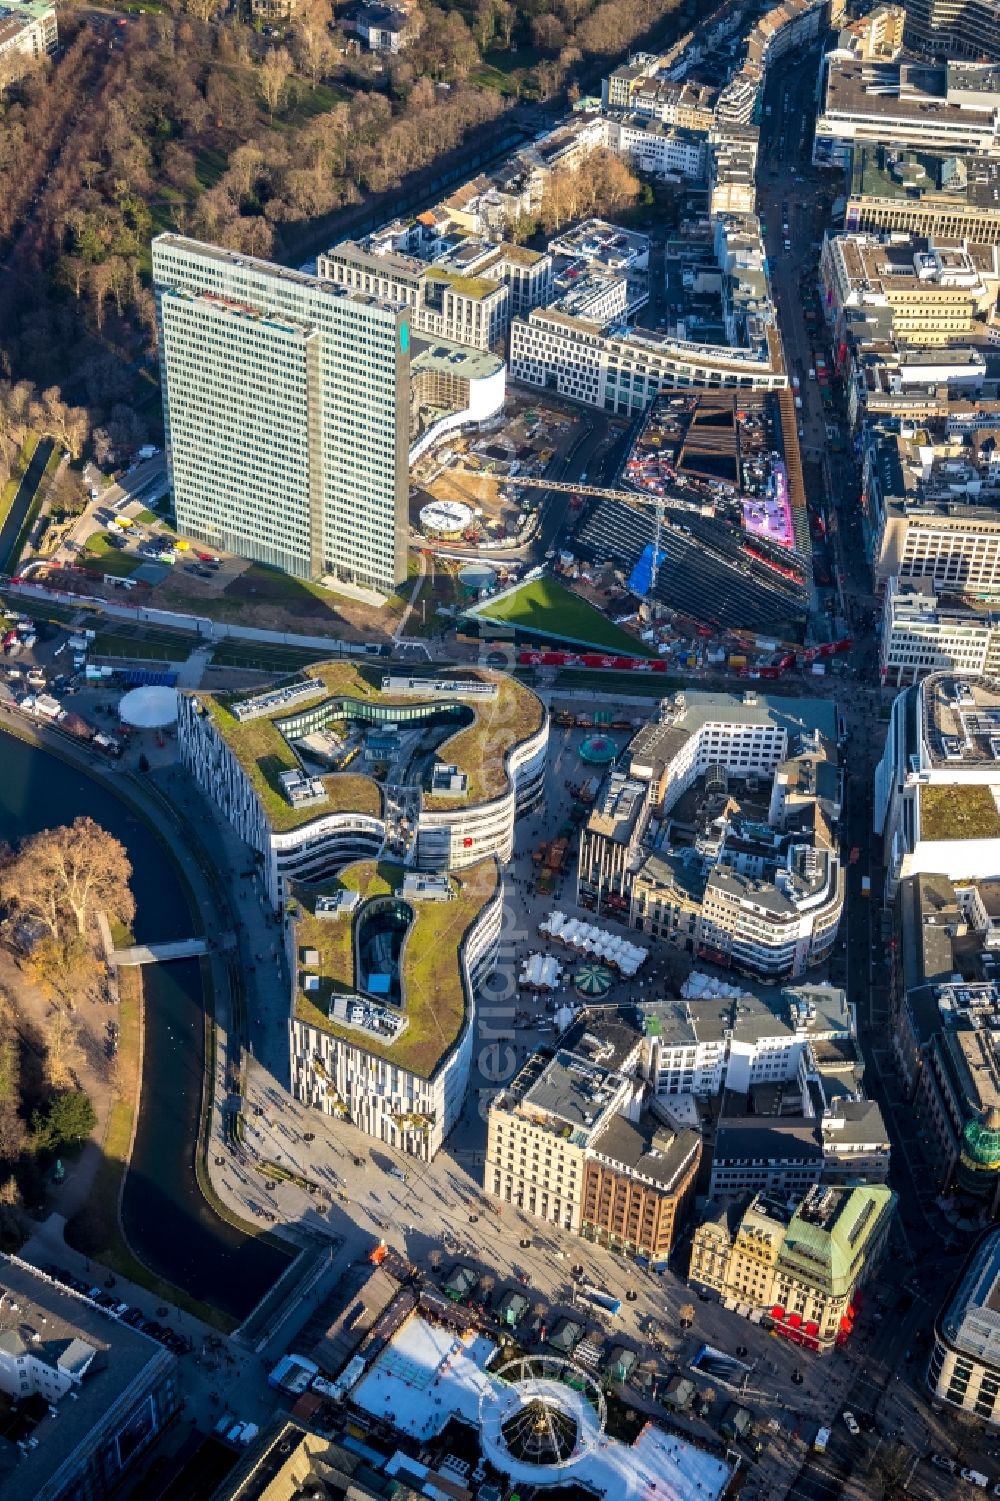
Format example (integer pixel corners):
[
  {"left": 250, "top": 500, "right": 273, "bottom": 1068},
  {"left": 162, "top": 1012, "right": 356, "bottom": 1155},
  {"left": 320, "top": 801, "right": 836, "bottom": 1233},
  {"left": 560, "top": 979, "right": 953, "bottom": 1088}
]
[
  {"left": 135, "top": 508, "right": 160, "bottom": 525},
  {"left": 0, "top": 435, "right": 39, "bottom": 533},
  {"left": 209, "top": 640, "right": 330, "bottom": 672},
  {"left": 282, "top": 79, "right": 350, "bottom": 126},
  {"left": 91, "top": 629, "right": 193, "bottom": 663},
  {"left": 81, "top": 533, "right": 145, "bottom": 577},
  {"left": 194, "top": 145, "right": 228, "bottom": 191},
  {"left": 473, "top": 577, "right": 655, "bottom": 655}
]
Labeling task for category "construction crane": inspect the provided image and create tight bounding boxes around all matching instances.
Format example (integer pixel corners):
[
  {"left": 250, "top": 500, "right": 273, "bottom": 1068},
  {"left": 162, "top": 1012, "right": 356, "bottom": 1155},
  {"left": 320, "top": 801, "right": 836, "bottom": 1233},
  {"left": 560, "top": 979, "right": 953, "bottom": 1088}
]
[
  {"left": 491, "top": 476, "right": 702, "bottom": 602},
  {"left": 492, "top": 474, "right": 709, "bottom": 518}
]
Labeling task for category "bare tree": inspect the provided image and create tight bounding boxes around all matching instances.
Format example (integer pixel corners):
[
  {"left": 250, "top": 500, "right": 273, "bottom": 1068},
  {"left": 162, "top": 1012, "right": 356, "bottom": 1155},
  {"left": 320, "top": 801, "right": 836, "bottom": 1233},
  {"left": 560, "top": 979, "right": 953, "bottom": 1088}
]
[
  {"left": 0, "top": 816, "right": 134, "bottom": 943},
  {"left": 44, "top": 1005, "right": 85, "bottom": 1091},
  {"left": 258, "top": 47, "right": 294, "bottom": 116},
  {"left": 678, "top": 1302, "right": 695, "bottom": 1329}
]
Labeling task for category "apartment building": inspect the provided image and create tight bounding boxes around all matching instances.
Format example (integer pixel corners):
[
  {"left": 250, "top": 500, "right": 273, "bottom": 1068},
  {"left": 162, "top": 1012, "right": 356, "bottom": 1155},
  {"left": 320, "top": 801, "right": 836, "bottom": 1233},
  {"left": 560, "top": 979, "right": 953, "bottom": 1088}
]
[
  {"left": 814, "top": 59, "right": 1000, "bottom": 169},
  {"left": 875, "top": 672, "right": 1000, "bottom": 896},
  {"left": 152, "top": 235, "right": 409, "bottom": 595},
  {"left": 689, "top": 1183, "right": 896, "bottom": 1353},
  {"left": 485, "top": 1048, "right": 636, "bottom": 1231},
  {"left": 821, "top": 234, "right": 998, "bottom": 350},
  {"left": 289, "top": 859, "right": 503, "bottom": 1160},
  {"left": 834, "top": 3, "right": 906, "bottom": 59},
  {"left": 606, "top": 71, "right": 717, "bottom": 130},
  {"left": 710, "top": 125, "right": 760, "bottom": 216},
  {"left": 713, "top": 0, "right": 830, "bottom": 126},
  {"left": 845, "top": 150, "right": 1000, "bottom": 247},
  {"left": 318, "top": 240, "right": 509, "bottom": 352},
  {"left": 0, "top": 1256, "right": 178, "bottom": 1501},
  {"left": 905, "top": 0, "right": 1000, "bottom": 61},
  {"left": 0, "top": 0, "right": 56, "bottom": 70},
  {"left": 510, "top": 306, "right": 786, "bottom": 412},
  {"left": 602, "top": 117, "right": 708, "bottom": 182},
  {"left": 880, "top": 579, "right": 1000, "bottom": 684},
  {"left": 930, "top": 1230, "right": 1000, "bottom": 1424}
]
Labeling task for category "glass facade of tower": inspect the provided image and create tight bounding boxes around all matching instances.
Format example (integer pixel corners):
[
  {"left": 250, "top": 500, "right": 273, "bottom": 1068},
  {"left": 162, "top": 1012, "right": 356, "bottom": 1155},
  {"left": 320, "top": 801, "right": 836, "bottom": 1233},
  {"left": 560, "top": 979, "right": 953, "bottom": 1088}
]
[{"left": 152, "top": 234, "right": 410, "bottom": 594}]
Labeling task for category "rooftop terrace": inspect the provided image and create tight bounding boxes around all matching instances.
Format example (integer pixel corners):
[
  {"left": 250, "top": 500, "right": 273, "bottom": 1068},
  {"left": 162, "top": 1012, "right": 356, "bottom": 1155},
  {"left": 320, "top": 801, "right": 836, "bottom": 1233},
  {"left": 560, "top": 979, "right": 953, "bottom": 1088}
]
[
  {"left": 197, "top": 663, "right": 542, "bottom": 827},
  {"left": 293, "top": 856, "right": 498, "bottom": 1077}
]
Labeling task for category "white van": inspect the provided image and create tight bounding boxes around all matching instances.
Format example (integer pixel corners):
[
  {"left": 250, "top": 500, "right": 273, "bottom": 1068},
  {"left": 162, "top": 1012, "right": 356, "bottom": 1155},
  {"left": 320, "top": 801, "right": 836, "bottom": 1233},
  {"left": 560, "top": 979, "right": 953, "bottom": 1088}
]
[{"left": 388, "top": 1166, "right": 407, "bottom": 1183}]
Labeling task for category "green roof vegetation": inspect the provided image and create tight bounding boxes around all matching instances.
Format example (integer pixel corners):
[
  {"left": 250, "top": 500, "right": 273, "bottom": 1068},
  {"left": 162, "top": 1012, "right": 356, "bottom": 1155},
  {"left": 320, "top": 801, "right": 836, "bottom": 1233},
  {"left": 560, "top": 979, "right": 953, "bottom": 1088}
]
[
  {"left": 199, "top": 661, "right": 542, "bottom": 824},
  {"left": 427, "top": 268, "right": 498, "bottom": 299},
  {"left": 920, "top": 782, "right": 1000, "bottom": 842},
  {"left": 496, "top": 243, "right": 545, "bottom": 267},
  {"left": 293, "top": 857, "right": 498, "bottom": 1076},
  {"left": 422, "top": 671, "right": 544, "bottom": 808},
  {"left": 471, "top": 575, "right": 656, "bottom": 656},
  {"left": 202, "top": 689, "right": 382, "bottom": 832}
]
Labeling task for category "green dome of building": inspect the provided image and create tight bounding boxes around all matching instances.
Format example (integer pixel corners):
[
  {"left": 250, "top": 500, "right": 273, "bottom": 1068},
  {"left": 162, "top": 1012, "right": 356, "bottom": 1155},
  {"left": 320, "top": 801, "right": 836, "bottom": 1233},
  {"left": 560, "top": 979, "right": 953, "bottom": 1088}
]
[{"left": 957, "top": 1105, "right": 1000, "bottom": 1195}]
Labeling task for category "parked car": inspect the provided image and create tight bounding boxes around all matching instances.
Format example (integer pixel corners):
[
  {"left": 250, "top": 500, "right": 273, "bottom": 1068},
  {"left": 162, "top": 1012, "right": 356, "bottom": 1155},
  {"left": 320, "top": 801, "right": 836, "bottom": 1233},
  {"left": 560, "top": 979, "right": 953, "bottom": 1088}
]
[
  {"left": 930, "top": 1455, "right": 957, "bottom": 1473},
  {"left": 842, "top": 1411, "right": 860, "bottom": 1436}
]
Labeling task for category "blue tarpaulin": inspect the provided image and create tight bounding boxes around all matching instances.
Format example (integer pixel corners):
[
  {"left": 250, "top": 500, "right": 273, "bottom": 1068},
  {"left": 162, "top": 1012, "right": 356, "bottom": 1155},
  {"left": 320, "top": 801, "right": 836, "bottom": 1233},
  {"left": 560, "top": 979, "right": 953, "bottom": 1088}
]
[{"left": 628, "top": 543, "right": 666, "bottom": 597}]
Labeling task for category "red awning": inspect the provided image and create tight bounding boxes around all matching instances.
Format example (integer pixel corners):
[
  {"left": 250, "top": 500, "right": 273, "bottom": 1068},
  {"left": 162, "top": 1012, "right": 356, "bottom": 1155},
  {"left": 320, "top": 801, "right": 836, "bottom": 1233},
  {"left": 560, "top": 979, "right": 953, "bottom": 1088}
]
[
  {"left": 787, "top": 1312, "right": 802, "bottom": 1329},
  {"left": 771, "top": 1305, "right": 786, "bottom": 1320},
  {"left": 804, "top": 1321, "right": 819, "bottom": 1336},
  {"left": 839, "top": 1315, "right": 853, "bottom": 1332}
]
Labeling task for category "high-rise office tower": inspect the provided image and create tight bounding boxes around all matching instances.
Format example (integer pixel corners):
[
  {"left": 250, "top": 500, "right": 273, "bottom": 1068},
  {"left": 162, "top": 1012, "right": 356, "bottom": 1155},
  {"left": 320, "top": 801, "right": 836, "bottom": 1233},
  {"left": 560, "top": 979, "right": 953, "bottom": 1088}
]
[{"left": 152, "top": 234, "right": 410, "bottom": 594}]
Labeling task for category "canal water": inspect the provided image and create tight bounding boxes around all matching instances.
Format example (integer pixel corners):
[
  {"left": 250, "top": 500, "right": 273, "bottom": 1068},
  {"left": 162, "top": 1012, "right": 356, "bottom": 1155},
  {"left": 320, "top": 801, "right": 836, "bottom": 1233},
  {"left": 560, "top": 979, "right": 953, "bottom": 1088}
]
[{"left": 0, "top": 732, "right": 291, "bottom": 1319}]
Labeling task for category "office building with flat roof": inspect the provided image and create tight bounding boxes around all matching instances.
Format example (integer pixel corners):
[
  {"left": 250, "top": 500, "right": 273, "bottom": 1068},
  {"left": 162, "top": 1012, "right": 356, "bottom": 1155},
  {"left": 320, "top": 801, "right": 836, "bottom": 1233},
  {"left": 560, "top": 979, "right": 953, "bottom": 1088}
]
[
  {"left": 0, "top": 0, "right": 56, "bottom": 70},
  {"left": 930, "top": 1229, "right": 1000, "bottom": 1421},
  {"left": 211, "top": 1420, "right": 422, "bottom": 1501},
  {"left": 485, "top": 1047, "right": 636, "bottom": 1231},
  {"left": 0, "top": 1255, "right": 177, "bottom": 1501},
  {"left": 814, "top": 58, "right": 1000, "bottom": 169},
  {"left": 153, "top": 234, "right": 410, "bottom": 595},
  {"left": 905, "top": 0, "right": 1000, "bottom": 62},
  {"left": 581, "top": 1109, "right": 701, "bottom": 1266},
  {"left": 875, "top": 672, "right": 1000, "bottom": 895},
  {"left": 890, "top": 871, "right": 1000, "bottom": 1203},
  {"left": 879, "top": 579, "right": 1000, "bottom": 685},
  {"left": 846, "top": 149, "right": 1000, "bottom": 246}
]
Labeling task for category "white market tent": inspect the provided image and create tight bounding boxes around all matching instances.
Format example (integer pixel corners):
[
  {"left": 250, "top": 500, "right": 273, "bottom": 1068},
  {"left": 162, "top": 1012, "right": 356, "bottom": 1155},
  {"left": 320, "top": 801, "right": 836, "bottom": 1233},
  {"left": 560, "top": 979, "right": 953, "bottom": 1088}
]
[
  {"left": 118, "top": 685, "right": 179, "bottom": 729},
  {"left": 538, "top": 912, "right": 647, "bottom": 976},
  {"left": 519, "top": 953, "right": 563, "bottom": 991}
]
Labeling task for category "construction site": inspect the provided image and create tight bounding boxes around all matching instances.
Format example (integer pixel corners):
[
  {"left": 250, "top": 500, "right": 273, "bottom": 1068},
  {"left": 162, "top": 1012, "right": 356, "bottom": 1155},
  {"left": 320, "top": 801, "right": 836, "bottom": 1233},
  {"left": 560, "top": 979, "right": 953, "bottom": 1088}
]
[{"left": 568, "top": 390, "right": 814, "bottom": 637}]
